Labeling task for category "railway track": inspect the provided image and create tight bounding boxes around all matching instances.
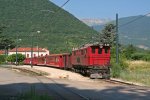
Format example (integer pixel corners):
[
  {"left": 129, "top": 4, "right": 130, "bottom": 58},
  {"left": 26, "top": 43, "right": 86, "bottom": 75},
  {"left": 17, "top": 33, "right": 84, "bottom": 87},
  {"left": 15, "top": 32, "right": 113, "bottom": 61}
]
[
  {"left": 9, "top": 67, "right": 90, "bottom": 100},
  {"left": 35, "top": 76, "right": 90, "bottom": 100},
  {"left": 103, "top": 78, "right": 145, "bottom": 87}
]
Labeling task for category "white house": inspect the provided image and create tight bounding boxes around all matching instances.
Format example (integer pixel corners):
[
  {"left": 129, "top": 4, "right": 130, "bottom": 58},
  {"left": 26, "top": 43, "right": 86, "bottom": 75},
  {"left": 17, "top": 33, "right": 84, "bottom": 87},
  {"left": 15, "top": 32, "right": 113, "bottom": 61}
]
[{"left": 9, "top": 47, "right": 50, "bottom": 58}]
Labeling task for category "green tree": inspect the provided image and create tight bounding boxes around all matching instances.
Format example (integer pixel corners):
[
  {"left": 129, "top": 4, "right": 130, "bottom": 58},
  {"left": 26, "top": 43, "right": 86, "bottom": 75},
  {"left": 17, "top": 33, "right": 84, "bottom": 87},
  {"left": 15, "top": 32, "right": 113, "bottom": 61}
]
[
  {"left": 100, "top": 24, "right": 116, "bottom": 45},
  {"left": 7, "top": 54, "right": 25, "bottom": 64},
  {"left": 0, "top": 55, "right": 6, "bottom": 64},
  {"left": 123, "top": 44, "right": 136, "bottom": 59}
]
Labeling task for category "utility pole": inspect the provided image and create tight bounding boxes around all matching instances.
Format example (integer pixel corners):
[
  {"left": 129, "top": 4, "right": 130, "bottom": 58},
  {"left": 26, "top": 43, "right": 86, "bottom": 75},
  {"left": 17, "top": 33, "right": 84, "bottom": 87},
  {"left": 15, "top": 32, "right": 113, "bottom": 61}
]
[
  {"left": 31, "top": 34, "right": 33, "bottom": 68},
  {"left": 37, "top": 31, "right": 40, "bottom": 57},
  {"left": 116, "top": 13, "right": 119, "bottom": 64},
  {"left": 4, "top": 45, "right": 7, "bottom": 64},
  {"left": 16, "top": 35, "right": 18, "bottom": 66}
]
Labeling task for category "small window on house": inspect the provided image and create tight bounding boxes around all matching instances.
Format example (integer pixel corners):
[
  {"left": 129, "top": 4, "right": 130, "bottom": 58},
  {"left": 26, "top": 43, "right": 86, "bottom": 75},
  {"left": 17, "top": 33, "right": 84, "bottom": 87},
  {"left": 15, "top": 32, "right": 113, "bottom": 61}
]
[
  {"left": 105, "top": 47, "right": 109, "bottom": 53},
  {"left": 92, "top": 47, "right": 95, "bottom": 54},
  {"left": 27, "top": 54, "right": 29, "bottom": 58},
  {"left": 98, "top": 48, "right": 102, "bottom": 54}
]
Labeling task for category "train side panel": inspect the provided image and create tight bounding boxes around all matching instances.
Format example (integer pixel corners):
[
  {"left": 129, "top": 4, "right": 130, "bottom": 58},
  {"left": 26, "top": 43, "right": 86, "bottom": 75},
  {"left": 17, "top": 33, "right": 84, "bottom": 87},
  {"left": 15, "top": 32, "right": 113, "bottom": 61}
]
[
  {"left": 32, "top": 57, "right": 38, "bottom": 65},
  {"left": 37, "top": 56, "right": 46, "bottom": 66},
  {"left": 46, "top": 55, "right": 61, "bottom": 67},
  {"left": 23, "top": 58, "right": 31, "bottom": 65},
  {"left": 62, "top": 54, "right": 72, "bottom": 69}
]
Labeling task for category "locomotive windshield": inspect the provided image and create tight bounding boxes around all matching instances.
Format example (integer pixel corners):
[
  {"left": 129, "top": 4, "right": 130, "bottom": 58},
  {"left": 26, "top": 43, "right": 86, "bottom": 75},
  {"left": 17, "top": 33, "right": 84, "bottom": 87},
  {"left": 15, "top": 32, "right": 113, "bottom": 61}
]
[
  {"left": 98, "top": 48, "right": 102, "bottom": 54},
  {"left": 92, "top": 47, "right": 96, "bottom": 54},
  {"left": 105, "top": 47, "right": 109, "bottom": 53}
]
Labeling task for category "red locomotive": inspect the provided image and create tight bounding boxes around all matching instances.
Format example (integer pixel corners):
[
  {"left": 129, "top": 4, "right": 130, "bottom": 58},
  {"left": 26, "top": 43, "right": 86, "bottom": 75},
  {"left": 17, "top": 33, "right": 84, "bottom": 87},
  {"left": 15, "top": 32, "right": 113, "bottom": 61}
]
[
  {"left": 23, "top": 43, "right": 111, "bottom": 78},
  {"left": 72, "top": 43, "right": 110, "bottom": 78}
]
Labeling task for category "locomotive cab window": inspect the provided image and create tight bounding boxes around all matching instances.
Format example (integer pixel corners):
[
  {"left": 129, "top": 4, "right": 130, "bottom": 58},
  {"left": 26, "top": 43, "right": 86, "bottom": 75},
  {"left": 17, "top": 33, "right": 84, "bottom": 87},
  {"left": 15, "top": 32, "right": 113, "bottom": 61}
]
[
  {"left": 105, "top": 47, "right": 109, "bottom": 53},
  {"left": 92, "top": 47, "right": 95, "bottom": 54},
  {"left": 98, "top": 48, "right": 102, "bottom": 54}
]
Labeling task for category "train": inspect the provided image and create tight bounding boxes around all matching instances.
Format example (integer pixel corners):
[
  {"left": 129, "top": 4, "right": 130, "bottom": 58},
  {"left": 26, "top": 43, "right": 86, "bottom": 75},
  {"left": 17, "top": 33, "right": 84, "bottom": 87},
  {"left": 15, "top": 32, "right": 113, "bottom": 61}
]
[{"left": 23, "top": 43, "right": 111, "bottom": 79}]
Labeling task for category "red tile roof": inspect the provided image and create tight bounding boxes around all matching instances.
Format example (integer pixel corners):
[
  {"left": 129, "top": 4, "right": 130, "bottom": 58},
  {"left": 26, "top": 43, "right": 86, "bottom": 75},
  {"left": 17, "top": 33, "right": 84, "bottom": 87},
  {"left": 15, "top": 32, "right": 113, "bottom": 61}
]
[
  {"left": 9, "top": 47, "right": 48, "bottom": 52},
  {"left": 0, "top": 50, "right": 5, "bottom": 54}
]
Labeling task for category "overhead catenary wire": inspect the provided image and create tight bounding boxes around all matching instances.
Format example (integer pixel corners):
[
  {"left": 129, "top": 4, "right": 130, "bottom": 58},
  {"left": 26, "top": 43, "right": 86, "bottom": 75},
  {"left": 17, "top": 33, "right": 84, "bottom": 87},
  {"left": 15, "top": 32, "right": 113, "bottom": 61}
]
[
  {"left": 60, "top": 0, "right": 70, "bottom": 8},
  {"left": 119, "top": 12, "right": 150, "bottom": 28},
  {"left": 48, "top": 0, "right": 70, "bottom": 33}
]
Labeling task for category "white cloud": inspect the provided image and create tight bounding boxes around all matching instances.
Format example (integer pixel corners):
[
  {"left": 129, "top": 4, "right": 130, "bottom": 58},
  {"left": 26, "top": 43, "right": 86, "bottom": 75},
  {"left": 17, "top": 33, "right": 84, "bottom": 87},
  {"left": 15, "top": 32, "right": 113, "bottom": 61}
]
[{"left": 146, "top": 13, "right": 150, "bottom": 17}]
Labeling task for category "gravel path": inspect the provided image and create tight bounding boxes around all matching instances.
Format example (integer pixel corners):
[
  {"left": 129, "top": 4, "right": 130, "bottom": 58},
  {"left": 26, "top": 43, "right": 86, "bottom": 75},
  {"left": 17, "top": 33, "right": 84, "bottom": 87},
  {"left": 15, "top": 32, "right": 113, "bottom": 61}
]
[{"left": 14, "top": 65, "right": 92, "bottom": 82}]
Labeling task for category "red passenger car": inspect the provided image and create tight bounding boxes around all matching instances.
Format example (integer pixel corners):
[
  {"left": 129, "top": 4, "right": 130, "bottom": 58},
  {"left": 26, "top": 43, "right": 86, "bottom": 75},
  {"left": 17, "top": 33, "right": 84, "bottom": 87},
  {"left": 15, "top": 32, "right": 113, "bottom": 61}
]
[
  {"left": 32, "top": 57, "right": 38, "bottom": 65},
  {"left": 71, "top": 43, "right": 110, "bottom": 78},
  {"left": 46, "top": 53, "right": 71, "bottom": 69},
  {"left": 37, "top": 56, "right": 46, "bottom": 66},
  {"left": 23, "top": 58, "right": 31, "bottom": 65},
  {"left": 23, "top": 57, "right": 38, "bottom": 65}
]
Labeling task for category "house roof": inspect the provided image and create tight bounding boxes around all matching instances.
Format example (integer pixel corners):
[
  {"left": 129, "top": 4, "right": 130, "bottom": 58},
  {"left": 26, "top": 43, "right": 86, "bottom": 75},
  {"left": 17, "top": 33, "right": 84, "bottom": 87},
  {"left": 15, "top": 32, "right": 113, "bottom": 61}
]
[
  {"left": 0, "top": 50, "right": 5, "bottom": 54},
  {"left": 9, "top": 47, "right": 49, "bottom": 52}
]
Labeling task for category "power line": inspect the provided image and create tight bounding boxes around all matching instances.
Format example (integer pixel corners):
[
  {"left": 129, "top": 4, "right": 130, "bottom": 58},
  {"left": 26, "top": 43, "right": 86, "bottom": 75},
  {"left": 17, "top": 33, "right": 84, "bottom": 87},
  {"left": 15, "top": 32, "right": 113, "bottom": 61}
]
[
  {"left": 41, "top": 0, "right": 70, "bottom": 34},
  {"left": 60, "top": 0, "right": 70, "bottom": 8},
  {"left": 119, "top": 12, "right": 150, "bottom": 28}
]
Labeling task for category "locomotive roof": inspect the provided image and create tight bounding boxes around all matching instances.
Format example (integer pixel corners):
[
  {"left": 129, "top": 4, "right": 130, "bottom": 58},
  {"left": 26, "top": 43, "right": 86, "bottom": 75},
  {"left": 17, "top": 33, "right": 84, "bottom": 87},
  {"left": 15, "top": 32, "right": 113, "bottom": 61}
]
[
  {"left": 47, "top": 53, "right": 70, "bottom": 57},
  {"left": 72, "top": 43, "right": 110, "bottom": 51}
]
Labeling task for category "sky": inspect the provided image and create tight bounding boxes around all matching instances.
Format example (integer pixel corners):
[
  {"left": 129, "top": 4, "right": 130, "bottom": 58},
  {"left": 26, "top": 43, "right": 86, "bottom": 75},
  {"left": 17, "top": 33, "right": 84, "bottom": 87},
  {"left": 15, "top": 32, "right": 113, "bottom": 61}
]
[{"left": 50, "top": 0, "right": 150, "bottom": 19}]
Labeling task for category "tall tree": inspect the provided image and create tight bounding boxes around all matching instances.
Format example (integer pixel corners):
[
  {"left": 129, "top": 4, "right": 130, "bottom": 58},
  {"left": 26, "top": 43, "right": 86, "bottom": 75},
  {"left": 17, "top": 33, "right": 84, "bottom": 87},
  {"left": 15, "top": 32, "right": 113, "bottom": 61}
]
[{"left": 100, "top": 24, "right": 115, "bottom": 45}]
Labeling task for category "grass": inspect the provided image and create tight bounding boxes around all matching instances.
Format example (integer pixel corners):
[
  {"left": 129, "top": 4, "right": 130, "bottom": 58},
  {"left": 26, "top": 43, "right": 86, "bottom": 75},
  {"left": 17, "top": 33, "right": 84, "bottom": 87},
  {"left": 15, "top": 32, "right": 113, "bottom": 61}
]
[{"left": 119, "top": 60, "right": 150, "bottom": 86}]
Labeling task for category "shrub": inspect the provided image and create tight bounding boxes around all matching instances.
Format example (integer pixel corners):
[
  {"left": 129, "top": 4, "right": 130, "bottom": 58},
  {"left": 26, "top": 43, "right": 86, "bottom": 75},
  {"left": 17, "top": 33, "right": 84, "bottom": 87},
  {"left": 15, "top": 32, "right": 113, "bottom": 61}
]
[
  {"left": 131, "top": 53, "right": 150, "bottom": 61},
  {"left": 123, "top": 44, "right": 136, "bottom": 59},
  {"left": 111, "top": 58, "right": 128, "bottom": 78},
  {"left": 142, "top": 54, "right": 150, "bottom": 61},
  {"left": 0, "top": 55, "right": 6, "bottom": 64},
  {"left": 131, "top": 53, "right": 144, "bottom": 60},
  {"left": 7, "top": 54, "right": 25, "bottom": 64},
  {"left": 111, "top": 63, "right": 121, "bottom": 77}
]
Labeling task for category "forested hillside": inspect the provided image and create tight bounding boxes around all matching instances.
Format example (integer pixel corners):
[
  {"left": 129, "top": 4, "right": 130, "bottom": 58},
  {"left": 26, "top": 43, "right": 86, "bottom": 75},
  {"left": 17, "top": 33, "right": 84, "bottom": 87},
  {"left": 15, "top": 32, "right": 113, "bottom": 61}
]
[{"left": 0, "top": 0, "right": 97, "bottom": 53}]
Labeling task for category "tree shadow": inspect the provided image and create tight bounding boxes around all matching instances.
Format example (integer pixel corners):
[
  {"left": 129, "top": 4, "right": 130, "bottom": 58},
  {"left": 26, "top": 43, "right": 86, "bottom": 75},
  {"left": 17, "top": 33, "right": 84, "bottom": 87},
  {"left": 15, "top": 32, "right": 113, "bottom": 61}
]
[{"left": 0, "top": 78, "right": 150, "bottom": 100}]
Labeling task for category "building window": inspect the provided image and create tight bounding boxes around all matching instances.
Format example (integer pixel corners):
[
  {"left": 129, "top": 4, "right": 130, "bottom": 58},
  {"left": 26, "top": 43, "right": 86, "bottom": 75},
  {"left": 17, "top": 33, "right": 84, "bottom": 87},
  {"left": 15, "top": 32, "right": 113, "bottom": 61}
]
[
  {"left": 98, "top": 48, "right": 102, "bottom": 54},
  {"left": 27, "top": 54, "right": 29, "bottom": 58}
]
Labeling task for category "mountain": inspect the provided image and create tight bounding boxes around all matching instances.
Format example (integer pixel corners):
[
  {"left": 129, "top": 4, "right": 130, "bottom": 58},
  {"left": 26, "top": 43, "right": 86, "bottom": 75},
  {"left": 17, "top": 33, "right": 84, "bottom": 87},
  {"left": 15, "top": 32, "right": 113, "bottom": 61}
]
[
  {"left": 0, "top": 0, "right": 97, "bottom": 53},
  {"left": 92, "top": 15, "right": 150, "bottom": 50},
  {"left": 81, "top": 18, "right": 111, "bottom": 26}
]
